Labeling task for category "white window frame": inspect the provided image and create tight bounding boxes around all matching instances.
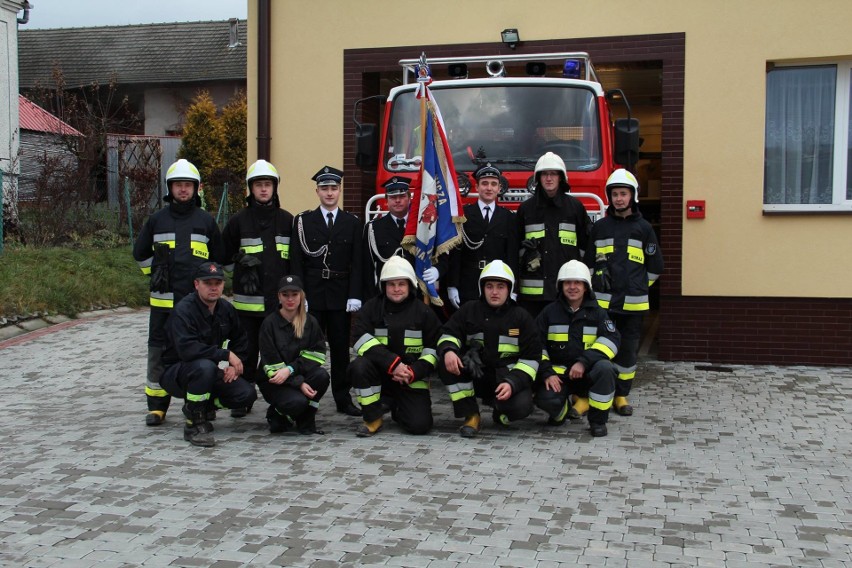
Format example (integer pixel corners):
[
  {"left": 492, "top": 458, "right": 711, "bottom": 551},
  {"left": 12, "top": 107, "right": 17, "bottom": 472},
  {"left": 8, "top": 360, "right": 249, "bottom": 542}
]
[{"left": 763, "top": 61, "right": 852, "bottom": 213}]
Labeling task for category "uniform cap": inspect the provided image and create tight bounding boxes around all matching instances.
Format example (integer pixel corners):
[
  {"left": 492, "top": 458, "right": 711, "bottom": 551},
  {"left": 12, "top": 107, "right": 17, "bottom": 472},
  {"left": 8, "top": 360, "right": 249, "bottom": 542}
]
[
  {"left": 474, "top": 163, "right": 501, "bottom": 180},
  {"left": 195, "top": 262, "right": 225, "bottom": 281},
  {"left": 277, "top": 275, "right": 304, "bottom": 293},
  {"left": 382, "top": 176, "right": 412, "bottom": 196},
  {"left": 312, "top": 166, "right": 344, "bottom": 186}
]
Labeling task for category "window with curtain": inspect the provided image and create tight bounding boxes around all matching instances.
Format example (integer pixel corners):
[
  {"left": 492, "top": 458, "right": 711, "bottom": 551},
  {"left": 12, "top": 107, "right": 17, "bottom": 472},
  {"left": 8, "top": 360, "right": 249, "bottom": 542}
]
[{"left": 764, "top": 63, "right": 852, "bottom": 211}]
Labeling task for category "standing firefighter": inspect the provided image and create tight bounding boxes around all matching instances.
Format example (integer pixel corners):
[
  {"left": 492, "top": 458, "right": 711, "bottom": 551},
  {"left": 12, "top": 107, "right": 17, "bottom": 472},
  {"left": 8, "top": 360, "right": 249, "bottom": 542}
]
[
  {"left": 363, "top": 176, "right": 416, "bottom": 299},
  {"left": 534, "top": 260, "right": 618, "bottom": 437},
  {"left": 132, "top": 159, "right": 225, "bottom": 426},
  {"left": 447, "top": 163, "right": 519, "bottom": 309},
  {"left": 290, "top": 166, "right": 364, "bottom": 416},
  {"left": 222, "top": 159, "right": 293, "bottom": 417},
  {"left": 584, "top": 169, "right": 663, "bottom": 416},
  {"left": 516, "top": 152, "right": 589, "bottom": 318},
  {"left": 349, "top": 256, "right": 442, "bottom": 437},
  {"left": 437, "top": 260, "right": 541, "bottom": 437}
]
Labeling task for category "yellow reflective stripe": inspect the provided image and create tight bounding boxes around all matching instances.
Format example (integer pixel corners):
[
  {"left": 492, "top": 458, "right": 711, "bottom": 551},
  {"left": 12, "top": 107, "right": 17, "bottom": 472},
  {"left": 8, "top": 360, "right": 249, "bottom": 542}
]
[
  {"left": 541, "top": 349, "right": 550, "bottom": 362},
  {"left": 512, "top": 360, "right": 537, "bottom": 380},
  {"left": 552, "top": 365, "right": 567, "bottom": 375},
  {"left": 233, "top": 294, "right": 265, "bottom": 312},
  {"left": 277, "top": 243, "right": 290, "bottom": 259},
  {"left": 615, "top": 364, "right": 636, "bottom": 381},
  {"left": 520, "top": 279, "right": 543, "bottom": 295},
  {"left": 145, "top": 386, "right": 168, "bottom": 397},
  {"left": 419, "top": 352, "right": 437, "bottom": 366},
  {"left": 150, "top": 292, "right": 174, "bottom": 308},
  {"left": 558, "top": 223, "right": 577, "bottom": 246},
  {"left": 191, "top": 242, "right": 209, "bottom": 259},
  {"left": 357, "top": 392, "right": 381, "bottom": 406},
  {"left": 408, "top": 380, "right": 429, "bottom": 390},
  {"left": 300, "top": 350, "right": 326, "bottom": 364},
  {"left": 623, "top": 295, "right": 649, "bottom": 311},
  {"left": 439, "top": 334, "right": 461, "bottom": 348},
  {"left": 241, "top": 245, "right": 263, "bottom": 254},
  {"left": 186, "top": 392, "right": 210, "bottom": 402},
  {"left": 355, "top": 334, "right": 382, "bottom": 356},
  {"left": 582, "top": 334, "right": 595, "bottom": 349},
  {"left": 449, "top": 388, "right": 475, "bottom": 402},
  {"left": 548, "top": 332, "right": 569, "bottom": 342},
  {"left": 591, "top": 341, "right": 616, "bottom": 360},
  {"left": 524, "top": 223, "right": 545, "bottom": 240},
  {"left": 627, "top": 245, "right": 644, "bottom": 264},
  {"left": 138, "top": 257, "right": 153, "bottom": 275},
  {"left": 589, "top": 397, "right": 613, "bottom": 411},
  {"left": 264, "top": 362, "right": 287, "bottom": 378},
  {"left": 596, "top": 245, "right": 614, "bottom": 255},
  {"left": 596, "top": 292, "right": 611, "bottom": 309},
  {"left": 403, "top": 337, "right": 423, "bottom": 346}
]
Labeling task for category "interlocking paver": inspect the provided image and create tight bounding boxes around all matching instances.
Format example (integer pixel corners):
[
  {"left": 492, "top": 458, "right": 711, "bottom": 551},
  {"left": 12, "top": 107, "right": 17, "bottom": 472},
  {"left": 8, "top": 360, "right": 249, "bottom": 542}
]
[{"left": 2, "top": 310, "right": 852, "bottom": 566}]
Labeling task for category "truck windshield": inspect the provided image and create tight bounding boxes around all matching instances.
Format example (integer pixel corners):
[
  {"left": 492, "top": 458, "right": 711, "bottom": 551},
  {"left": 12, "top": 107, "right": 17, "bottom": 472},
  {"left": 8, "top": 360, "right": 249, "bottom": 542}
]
[{"left": 384, "top": 84, "right": 602, "bottom": 173}]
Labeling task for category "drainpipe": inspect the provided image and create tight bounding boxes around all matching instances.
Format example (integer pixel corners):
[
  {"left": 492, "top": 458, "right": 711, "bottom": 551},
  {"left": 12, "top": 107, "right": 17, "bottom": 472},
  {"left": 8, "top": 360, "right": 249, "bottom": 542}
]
[
  {"left": 257, "top": 0, "right": 271, "bottom": 160},
  {"left": 17, "top": 0, "right": 31, "bottom": 25}
]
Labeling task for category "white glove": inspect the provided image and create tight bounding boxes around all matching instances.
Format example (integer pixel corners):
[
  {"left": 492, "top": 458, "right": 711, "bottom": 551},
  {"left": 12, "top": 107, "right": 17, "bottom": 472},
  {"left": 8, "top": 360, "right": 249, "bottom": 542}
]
[
  {"left": 346, "top": 298, "right": 361, "bottom": 312},
  {"left": 510, "top": 292, "right": 517, "bottom": 302},
  {"left": 305, "top": 300, "right": 309, "bottom": 312},
  {"left": 448, "top": 287, "right": 461, "bottom": 309},
  {"left": 422, "top": 267, "right": 439, "bottom": 284}
]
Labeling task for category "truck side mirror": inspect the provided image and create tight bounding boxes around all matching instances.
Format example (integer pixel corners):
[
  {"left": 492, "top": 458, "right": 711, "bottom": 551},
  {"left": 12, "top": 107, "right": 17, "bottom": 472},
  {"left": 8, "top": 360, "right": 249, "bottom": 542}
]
[
  {"left": 614, "top": 118, "right": 640, "bottom": 167},
  {"left": 355, "top": 123, "right": 379, "bottom": 168}
]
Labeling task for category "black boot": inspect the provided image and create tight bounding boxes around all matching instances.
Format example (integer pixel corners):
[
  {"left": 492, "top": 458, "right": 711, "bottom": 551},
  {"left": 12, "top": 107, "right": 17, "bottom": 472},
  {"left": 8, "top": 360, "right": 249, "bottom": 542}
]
[
  {"left": 183, "top": 403, "right": 215, "bottom": 447},
  {"left": 296, "top": 408, "right": 325, "bottom": 435},
  {"left": 266, "top": 406, "right": 295, "bottom": 434},
  {"left": 334, "top": 391, "right": 362, "bottom": 416}
]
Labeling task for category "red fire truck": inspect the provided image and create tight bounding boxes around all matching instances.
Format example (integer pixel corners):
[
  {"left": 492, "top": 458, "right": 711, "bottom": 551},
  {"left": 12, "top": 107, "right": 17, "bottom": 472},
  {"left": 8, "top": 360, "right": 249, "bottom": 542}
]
[{"left": 355, "top": 52, "right": 640, "bottom": 220}]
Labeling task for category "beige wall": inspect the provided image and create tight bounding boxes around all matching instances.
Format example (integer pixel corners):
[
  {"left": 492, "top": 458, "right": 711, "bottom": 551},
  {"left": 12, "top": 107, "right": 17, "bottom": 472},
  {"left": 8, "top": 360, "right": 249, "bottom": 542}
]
[{"left": 248, "top": 0, "right": 852, "bottom": 298}]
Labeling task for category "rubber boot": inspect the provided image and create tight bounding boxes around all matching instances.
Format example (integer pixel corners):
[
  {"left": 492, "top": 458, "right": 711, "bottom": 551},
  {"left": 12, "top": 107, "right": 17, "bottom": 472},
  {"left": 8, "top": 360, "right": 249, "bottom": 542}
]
[
  {"left": 568, "top": 397, "right": 589, "bottom": 420},
  {"left": 183, "top": 403, "right": 215, "bottom": 447},
  {"left": 546, "top": 400, "right": 569, "bottom": 426},
  {"left": 614, "top": 396, "right": 633, "bottom": 416},
  {"left": 459, "top": 413, "right": 481, "bottom": 438},
  {"left": 356, "top": 417, "right": 383, "bottom": 438}
]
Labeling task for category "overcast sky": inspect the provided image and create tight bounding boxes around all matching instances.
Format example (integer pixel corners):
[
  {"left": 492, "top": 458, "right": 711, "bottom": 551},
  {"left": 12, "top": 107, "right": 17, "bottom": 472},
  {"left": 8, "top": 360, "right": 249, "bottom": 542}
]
[{"left": 22, "top": 0, "right": 247, "bottom": 29}]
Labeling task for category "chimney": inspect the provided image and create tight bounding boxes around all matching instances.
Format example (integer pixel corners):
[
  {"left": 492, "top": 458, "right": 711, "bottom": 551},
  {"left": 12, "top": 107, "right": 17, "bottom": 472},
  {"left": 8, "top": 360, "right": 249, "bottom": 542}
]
[{"left": 228, "top": 18, "right": 241, "bottom": 48}]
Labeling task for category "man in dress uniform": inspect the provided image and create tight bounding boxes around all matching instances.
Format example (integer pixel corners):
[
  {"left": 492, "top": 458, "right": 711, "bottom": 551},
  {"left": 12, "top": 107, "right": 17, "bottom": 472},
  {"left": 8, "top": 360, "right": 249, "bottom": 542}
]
[
  {"left": 447, "top": 163, "right": 519, "bottom": 309},
  {"left": 363, "top": 176, "right": 415, "bottom": 299},
  {"left": 290, "top": 166, "right": 363, "bottom": 416}
]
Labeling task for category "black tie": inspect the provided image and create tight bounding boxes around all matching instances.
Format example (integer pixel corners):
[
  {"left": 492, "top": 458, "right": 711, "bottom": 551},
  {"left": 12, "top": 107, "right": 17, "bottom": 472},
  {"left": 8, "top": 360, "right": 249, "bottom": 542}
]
[
  {"left": 483, "top": 206, "right": 491, "bottom": 224},
  {"left": 397, "top": 217, "right": 406, "bottom": 230},
  {"left": 326, "top": 212, "right": 334, "bottom": 231}
]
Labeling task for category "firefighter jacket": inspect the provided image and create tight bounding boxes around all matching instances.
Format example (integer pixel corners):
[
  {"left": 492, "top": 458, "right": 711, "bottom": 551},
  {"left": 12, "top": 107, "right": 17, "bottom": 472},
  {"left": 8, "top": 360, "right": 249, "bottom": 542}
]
[
  {"left": 291, "top": 207, "right": 363, "bottom": 311},
  {"left": 449, "top": 202, "right": 519, "bottom": 303},
  {"left": 437, "top": 298, "right": 541, "bottom": 394},
  {"left": 133, "top": 202, "right": 225, "bottom": 311},
  {"left": 583, "top": 204, "right": 663, "bottom": 314},
  {"left": 258, "top": 311, "right": 327, "bottom": 390},
  {"left": 362, "top": 213, "right": 415, "bottom": 298},
  {"left": 536, "top": 293, "right": 620, "bottom": 379},
  {"left": 161, "top": 292, "right": 249, "bottom": 368},
  {"left": 222, "top": 202, "right": 294, "bottom": 316},
  {"left": 516, "top": 186, "right": 589, "bottom": 302},
  {"left": 352, "top": 292, "right": 442, "bottom": 384}
]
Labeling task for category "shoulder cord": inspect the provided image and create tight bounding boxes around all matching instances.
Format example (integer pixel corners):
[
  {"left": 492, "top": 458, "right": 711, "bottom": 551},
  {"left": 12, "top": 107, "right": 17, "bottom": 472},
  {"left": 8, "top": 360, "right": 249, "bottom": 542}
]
[
  {"left": 296, "top": 215, "right": 328, "bottom": 258},
  {"left": 367, "top": 222, "right": 404, "bottom": 263},
  {"left": 461, "top": 224, "right": 485, "bottom": 250}
]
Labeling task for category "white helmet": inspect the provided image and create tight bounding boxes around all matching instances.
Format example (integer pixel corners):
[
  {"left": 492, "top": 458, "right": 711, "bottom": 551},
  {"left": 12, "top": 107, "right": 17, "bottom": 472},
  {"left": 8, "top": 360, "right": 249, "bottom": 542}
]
[
  {"left": 166, "top": 159, "right": 201, "bottom": 189},
  {"left": 380, "top": 255, "right": 417, "bottom": 287},
  {"left": 605, "top": 168, "right": 639, "bottom": 205},
  {"left": 479, "top": 260, "right": 515, "bottom": 295},
  {"left": 246, "top": 159, "right": 280, "bottom": 193},
  {"left": 556, "top": 260, "right": 592, "bottom": 291},
  {"left": 534, "top": 151, "right": 567, "bottom": 181}
]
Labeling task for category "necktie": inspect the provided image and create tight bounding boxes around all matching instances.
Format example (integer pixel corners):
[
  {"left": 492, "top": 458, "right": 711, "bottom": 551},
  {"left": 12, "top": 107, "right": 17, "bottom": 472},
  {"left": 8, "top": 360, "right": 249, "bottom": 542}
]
[
  {"left": 326, "top": 212, "right": 334, "bottom": 231},
  {"left": 397, "top": 217, "right": 406, "bottom": 230},
  {"left": 483, "top": 206, "right": 491, "bottom": 224}
]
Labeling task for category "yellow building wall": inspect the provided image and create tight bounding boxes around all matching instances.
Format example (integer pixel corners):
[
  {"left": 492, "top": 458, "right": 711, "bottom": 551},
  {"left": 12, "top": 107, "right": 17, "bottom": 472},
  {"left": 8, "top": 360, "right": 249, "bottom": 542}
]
[{"left": 248, "top": 0, "right": 852, "bottom": 298}]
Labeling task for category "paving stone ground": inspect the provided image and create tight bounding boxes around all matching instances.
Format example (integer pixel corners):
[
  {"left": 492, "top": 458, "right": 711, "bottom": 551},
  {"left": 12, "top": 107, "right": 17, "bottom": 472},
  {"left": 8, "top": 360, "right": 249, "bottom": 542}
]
[{"left": 1, "top": 309, "right": 851, "bottom": 567}]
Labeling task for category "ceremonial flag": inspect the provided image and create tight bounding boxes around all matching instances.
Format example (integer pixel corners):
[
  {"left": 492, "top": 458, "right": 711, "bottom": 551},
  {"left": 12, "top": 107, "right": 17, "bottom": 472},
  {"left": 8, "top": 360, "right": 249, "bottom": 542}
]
[{"left": 402, "top": 54, "right": 466, "bottom": 306}]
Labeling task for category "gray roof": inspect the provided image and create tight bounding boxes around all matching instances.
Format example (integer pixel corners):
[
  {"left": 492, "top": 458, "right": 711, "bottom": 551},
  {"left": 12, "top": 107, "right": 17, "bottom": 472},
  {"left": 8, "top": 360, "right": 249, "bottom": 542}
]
[{"left": 19, "top": 19, "right": 246, "bottom": 89}]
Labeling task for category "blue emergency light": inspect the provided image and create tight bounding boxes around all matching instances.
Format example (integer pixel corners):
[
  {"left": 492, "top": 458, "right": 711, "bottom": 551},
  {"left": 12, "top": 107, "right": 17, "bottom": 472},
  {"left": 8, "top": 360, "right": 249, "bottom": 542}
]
[{"left": 562, "top": 59, "right": 581, "bottom": 79}]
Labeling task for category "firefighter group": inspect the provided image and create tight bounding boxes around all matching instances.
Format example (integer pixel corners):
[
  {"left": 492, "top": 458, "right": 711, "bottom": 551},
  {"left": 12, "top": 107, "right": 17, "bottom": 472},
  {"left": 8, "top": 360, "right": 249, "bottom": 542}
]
[{"left": 133, "top": 152, "right": 662, "bottom": 447}]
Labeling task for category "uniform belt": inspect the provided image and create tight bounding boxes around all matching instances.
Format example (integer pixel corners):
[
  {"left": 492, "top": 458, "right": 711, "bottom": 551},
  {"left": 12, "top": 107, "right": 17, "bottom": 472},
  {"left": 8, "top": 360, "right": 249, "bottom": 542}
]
[{"left": 309, "top": 268, "right": 349, "bottom": 280}]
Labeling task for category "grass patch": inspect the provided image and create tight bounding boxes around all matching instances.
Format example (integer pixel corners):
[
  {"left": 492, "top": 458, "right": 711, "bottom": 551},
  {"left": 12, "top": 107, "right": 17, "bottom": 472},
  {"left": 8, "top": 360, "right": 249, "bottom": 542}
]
[{"left": 0, "top": 244, "right": 149, "bottom": 318}]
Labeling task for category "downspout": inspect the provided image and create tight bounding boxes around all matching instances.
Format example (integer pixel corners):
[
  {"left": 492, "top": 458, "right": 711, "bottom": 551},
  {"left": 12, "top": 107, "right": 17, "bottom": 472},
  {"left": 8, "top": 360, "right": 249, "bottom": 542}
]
[
  {"left": 257, "top": 0, "right": 271, "bottom": 160},
  {"left": 17, "top": 1, "right": 31, "bottom": 25}
]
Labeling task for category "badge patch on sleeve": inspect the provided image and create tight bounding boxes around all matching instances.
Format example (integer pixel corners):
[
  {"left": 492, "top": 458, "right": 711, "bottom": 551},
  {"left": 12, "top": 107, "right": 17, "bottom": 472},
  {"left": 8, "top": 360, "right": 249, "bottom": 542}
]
[
  {"left": 605, "top": 320, "right": 616, "bottom": 333},
  {"left": 646, "top": 243, "right": 657, "bottom": 255},
  {"left": 508, "top": 328, "right": 520, "bottom": 337}
]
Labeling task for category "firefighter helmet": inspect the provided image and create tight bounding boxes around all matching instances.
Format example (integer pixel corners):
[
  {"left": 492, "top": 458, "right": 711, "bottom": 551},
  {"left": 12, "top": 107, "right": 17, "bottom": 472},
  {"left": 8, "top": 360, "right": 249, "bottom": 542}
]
[
  {"left": 165, "top": 159, "right": 201, "bottom": 204},
  {"left": 246, "top": 159, "right": 280, "bottom": 193},
  {"left": 556, "top": 260, "right": 592, "bottom": 291},
  {"left": 479, "top": 260, "right": 515, "bottom": 295},
  {"left": 534, "top": 151, "right": 567, "bottom": 180},
  {"left": 605, "top": 168, "right": 639, "bottom": 204},
  {"left": 380, "top": 255, "right": 417, "bottom": 287}
]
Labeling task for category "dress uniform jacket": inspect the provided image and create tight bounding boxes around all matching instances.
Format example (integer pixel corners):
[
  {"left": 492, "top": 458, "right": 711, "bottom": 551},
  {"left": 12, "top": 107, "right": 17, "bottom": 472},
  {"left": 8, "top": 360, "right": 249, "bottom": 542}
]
[
  {"left": 363, "top": 213, "right": 415, "bottom": 298},
  {"left": 290, "top": 207, "right": 363, "bottom": 310},
  {"left": 449, "top": 202, "right": 519, "bottom": 303},
  {"left": 437, "top": 298, "right": 541, "bottom": 395},
  {"left": 133, "top": 203, "right": 225, "bottom": 310},
  {"left": 516, "top": 187, "right": 589, "bottom": 302},
  {"left": 222, "top": 203, "right": 293, "bottom": 316},
  {"left": 583, "top": 205, "right": 663, "bottom": 314},
  {"left": 258, "top": 311, "right": 327, "bottom": 389}
]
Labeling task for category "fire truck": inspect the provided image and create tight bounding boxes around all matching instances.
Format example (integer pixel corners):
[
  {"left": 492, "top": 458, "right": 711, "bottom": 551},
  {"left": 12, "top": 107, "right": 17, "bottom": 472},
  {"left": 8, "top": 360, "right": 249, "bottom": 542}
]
[{"left": 355, "top": 52, "right": 640, "bottom": 220}]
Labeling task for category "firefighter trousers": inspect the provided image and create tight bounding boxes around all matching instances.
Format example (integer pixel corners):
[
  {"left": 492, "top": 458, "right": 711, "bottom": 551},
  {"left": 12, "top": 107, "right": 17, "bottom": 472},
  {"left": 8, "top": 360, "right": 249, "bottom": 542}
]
[
  {"left": 534, "top": 359, "right": 616, "bottom": 424},
  {"left": 146, "top": 309, "right": 171, "bottom": 413},
  {"left": 258, "top": 365, "right": 330, "bottom": 422},
  {"left": 610, "top": 313, "right": 644, "bottom": 398},
  {"left": 160, "top": 359, "right": 258, "bottom": 411},
  {"left": 437, "top": 364, "right": 533, "bottom": 422},
  {"left": 348, "top": 357, "right": 433, "bottom": 435}
]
